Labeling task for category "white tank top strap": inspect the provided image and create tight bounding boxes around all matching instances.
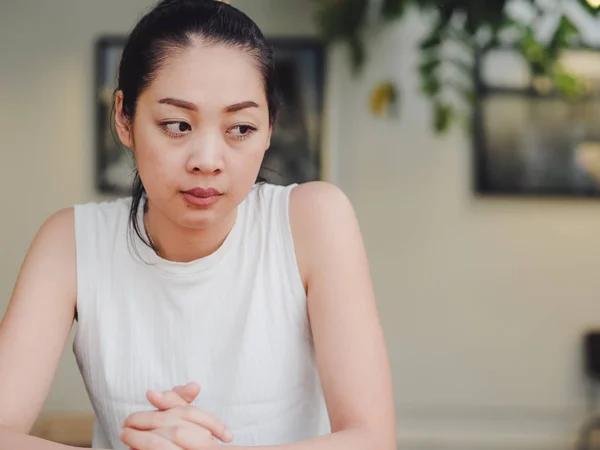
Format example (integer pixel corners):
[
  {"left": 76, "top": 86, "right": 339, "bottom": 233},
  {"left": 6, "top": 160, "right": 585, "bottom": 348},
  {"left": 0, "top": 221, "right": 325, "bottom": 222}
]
[
  {"left": 244, "top": 183, "right": 305, "bottom": 301},
  {"left": 73, "top": 197, "right": 130, "bottom": 328}
]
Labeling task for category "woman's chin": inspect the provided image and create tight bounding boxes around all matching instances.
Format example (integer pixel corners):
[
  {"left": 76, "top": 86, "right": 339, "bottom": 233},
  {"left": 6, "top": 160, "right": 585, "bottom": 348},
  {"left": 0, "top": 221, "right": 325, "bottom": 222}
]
[{"left": 179, "top": 207, "right": 233, "bottom": 231}]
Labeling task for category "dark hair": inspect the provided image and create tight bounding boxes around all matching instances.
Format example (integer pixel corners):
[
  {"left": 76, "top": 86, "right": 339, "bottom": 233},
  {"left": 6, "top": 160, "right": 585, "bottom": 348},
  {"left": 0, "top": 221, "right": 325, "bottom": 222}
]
[{"left": 116, "top": 0, "right": 278, "bottom": 250}]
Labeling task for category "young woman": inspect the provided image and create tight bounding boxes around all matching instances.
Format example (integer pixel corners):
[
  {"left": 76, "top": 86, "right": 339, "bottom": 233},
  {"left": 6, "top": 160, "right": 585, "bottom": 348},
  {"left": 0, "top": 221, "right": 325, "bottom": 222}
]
[{"left": 0, "top": 1, "right": 396, "bottom": 449}]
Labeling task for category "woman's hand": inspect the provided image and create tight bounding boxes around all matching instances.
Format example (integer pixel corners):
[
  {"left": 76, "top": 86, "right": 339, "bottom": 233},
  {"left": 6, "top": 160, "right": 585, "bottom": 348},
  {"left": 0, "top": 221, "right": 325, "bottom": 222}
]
[
  {"left": 120, "top": 382, "right": 234, "bottom": 450},
  {"left": 146, "top": 382, "right": 201, "bottom": 411}
]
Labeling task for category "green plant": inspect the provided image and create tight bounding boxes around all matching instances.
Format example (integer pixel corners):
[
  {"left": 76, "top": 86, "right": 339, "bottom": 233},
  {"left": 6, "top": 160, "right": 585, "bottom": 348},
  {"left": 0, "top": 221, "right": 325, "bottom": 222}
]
[{"left": 314, "top": 0, "right": 600, "bottom": 133}]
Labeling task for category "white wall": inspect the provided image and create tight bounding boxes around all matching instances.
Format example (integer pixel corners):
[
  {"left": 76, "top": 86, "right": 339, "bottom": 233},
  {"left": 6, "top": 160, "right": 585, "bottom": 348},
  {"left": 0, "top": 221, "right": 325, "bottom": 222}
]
[{"left": 3, "top": 0, "right": 600, "bottom": 448}]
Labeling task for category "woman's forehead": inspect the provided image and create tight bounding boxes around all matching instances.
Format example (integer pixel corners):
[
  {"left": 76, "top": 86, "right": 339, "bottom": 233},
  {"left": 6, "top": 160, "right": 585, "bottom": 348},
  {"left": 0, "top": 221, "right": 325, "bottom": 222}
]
[{"left": 150, "top": 43, "right": 264, "bottom": 96}]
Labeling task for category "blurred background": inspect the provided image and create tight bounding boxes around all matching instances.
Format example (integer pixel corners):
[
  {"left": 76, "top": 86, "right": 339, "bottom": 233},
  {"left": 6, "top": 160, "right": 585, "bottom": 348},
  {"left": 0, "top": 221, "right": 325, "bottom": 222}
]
[{"left": 5, "top": 0, "right": 600, "bottom": 449}]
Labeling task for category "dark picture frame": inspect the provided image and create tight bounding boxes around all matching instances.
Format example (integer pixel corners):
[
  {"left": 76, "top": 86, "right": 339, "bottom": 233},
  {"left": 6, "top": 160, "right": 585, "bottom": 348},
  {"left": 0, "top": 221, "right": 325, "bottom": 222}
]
[
  {"left": 472, "top": 45, "right": 600, "bottom": 198},
  {"left": 95, "top": 36, "right": 132, "bottom": 195},
  {"left": 94, "top": 36, "right": 325, "bottom": 195}
]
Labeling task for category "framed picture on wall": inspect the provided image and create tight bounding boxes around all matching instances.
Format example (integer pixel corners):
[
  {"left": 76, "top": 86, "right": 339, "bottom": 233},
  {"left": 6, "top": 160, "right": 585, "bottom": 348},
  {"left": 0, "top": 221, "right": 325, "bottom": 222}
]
[
  {"left": 94, "top": 36, "right": 325, "bottom": 195},
  {"left": 473, "top": 46, "right": 600, "bottom": 197},
  {"left": 95, "top": 37, "right": 134, "bottom": 195}
]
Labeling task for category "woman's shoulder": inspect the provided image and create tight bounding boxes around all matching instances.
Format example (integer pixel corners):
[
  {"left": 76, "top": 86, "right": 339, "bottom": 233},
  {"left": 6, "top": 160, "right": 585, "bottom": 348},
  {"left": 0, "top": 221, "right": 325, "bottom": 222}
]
[
  {"left": 32, "top": 198, "right": 132, "bottom": 245},
  {"left": 37, "top": 207, "right": 76, "bottom": 241},
  {"left": 249, "top": 181, "right": 348, "bottom": 207},
  {"left": 289, "top": 181, "right": 352, "bottom": 221},
  {"left": 250, "top": 181, "right": 352, "bottom": 227},
  {"left": 288, "top": 182, "right": 357, "bottom": 278}
]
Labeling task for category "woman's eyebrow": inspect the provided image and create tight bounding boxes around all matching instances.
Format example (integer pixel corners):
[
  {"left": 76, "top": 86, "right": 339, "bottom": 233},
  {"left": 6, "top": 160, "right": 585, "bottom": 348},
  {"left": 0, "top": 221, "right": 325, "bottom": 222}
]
[
  {"left": 224, "top": 101, "right": 260, "bottom": 113},
  {"left": 157, "top": 98, "right": 260, "bottom": 114},
  {"left": 158, "top": 97, "right": 198, "bottom": 112}
]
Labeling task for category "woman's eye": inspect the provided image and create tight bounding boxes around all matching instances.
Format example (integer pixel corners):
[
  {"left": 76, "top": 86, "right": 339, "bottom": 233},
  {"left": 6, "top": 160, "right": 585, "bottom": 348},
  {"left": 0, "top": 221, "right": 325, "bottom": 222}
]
[
  {"left": 160, "top": 121, "right": 192, "bottom": 137},
  {"left": 229, "top": 125, "right": 257, "bottom": 141}
]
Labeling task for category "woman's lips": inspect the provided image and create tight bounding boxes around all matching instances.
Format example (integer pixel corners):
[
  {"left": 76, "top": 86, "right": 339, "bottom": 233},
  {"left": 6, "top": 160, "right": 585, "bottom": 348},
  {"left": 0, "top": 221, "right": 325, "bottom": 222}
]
[{"left": 181, "top": 188, "right": 222, "bottom": 207}]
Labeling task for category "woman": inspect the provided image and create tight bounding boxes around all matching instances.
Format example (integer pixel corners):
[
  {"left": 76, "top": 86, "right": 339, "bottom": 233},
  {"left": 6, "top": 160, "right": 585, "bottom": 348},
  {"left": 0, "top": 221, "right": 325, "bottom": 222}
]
[{"left": 0, "top": 1, "right": 396, "bottom": 449}]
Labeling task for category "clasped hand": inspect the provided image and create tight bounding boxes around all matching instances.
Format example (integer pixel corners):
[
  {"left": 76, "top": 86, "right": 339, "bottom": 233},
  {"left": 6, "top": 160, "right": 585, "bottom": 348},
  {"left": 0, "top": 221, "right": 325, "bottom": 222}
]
[{"left": 120, "top": 382, "right": 234, "bottom": 450}]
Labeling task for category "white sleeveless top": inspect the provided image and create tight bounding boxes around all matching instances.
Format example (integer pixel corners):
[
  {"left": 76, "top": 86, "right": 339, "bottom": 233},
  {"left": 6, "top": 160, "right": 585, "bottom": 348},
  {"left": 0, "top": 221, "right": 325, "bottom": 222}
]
[{"left": 72, "top": 183, "right": 330, "bottom": 449}]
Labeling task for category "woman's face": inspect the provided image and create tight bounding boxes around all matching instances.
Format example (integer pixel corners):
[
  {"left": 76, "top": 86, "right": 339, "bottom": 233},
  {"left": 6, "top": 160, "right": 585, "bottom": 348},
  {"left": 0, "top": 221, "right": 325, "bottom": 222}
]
[{"left": 116, "top": 40, "right": 271, "bottom": 230}]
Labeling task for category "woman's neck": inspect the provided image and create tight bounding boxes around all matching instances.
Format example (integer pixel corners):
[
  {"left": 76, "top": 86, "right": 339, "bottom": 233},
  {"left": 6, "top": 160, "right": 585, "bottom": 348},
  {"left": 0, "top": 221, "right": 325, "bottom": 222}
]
[{"left": 144, "top": 201, "right": 237, "bottom": 263}]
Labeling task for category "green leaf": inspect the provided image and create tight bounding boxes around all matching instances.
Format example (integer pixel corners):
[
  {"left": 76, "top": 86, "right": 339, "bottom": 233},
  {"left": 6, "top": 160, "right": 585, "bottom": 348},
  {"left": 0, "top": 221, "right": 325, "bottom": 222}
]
[
  {"left": 434, "top": 103, "right": 454, "bottom": 133},
  {"left": 548, "top": 15, "right": 579, "bottom": 58},
  {"left": 518, "top": 27, "right": 550, "bottom": 75},
  {"left": 577, "top": 0, "right": 600, "bottom": 15},
  {"left": 419, "top": 58, "right": 441, "bottom": 77},
  {"left": 421, "top": 76, "right": 442, "bottom": 96},
  {"left": 313, "top": 0, "right": 369, "bottom": 43},
  {"left": 499, "top": 17, "right": 525, "bottom": 32},
  {"left": 420, "top": 31, "right": 443, "bottom": 51},
  {"left": 381, "top": 0, "right": 406, "bottom": 20},
  {"left": 553, "top": 69, "right": 587, "bottom": 99},
  {"left": 349, "top": 35, "right": 366, "bottom": 73},
  {"left": 435, "top": 3, "right": 457, "bottom": 32},
  {"left": 313, "top": 0, "right": 600, "bottom": 135}
]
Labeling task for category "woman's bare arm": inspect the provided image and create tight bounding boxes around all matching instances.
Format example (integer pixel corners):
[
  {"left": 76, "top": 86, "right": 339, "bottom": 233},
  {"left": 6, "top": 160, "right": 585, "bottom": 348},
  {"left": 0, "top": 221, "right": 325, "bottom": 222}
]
[{"left": 0, "top": 208, "right": 90, "bottom": 449}]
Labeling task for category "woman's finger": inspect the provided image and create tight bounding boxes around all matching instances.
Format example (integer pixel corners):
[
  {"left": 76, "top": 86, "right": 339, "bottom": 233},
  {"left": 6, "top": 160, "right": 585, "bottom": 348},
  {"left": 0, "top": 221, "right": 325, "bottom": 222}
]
[
  {"left": 172, "top": 382, "right": 200, "bottom": 403},
  {"left": 147, "top": 382, "right": 200, "bottom": 410},
  {"left": 153, "top": 426, "right": 217, "bottom": 450},
  {"left": 125, "top": 407, "right": 233, "bottom": 443},
  {"left": 124, "top": 411, "right": 190, "bottom": 431},
  {"left": 120, "top": 427, "right": 182, "bottom": 450},
  {"left": 147, "top": 389, "right": 188, "bottom": 410},
  {"left": 174, "top": 405, "right": 233, "bottom": 443}
]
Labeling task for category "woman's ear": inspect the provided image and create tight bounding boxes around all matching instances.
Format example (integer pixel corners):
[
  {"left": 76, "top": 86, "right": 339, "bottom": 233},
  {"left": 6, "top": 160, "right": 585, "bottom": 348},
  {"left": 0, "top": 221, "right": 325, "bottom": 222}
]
[
  {"left": 265, "top": 125, "right": 272, "bottom": 151},
  {"left": 114, "top": 90, "right": 134, "bottom": 149}
]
